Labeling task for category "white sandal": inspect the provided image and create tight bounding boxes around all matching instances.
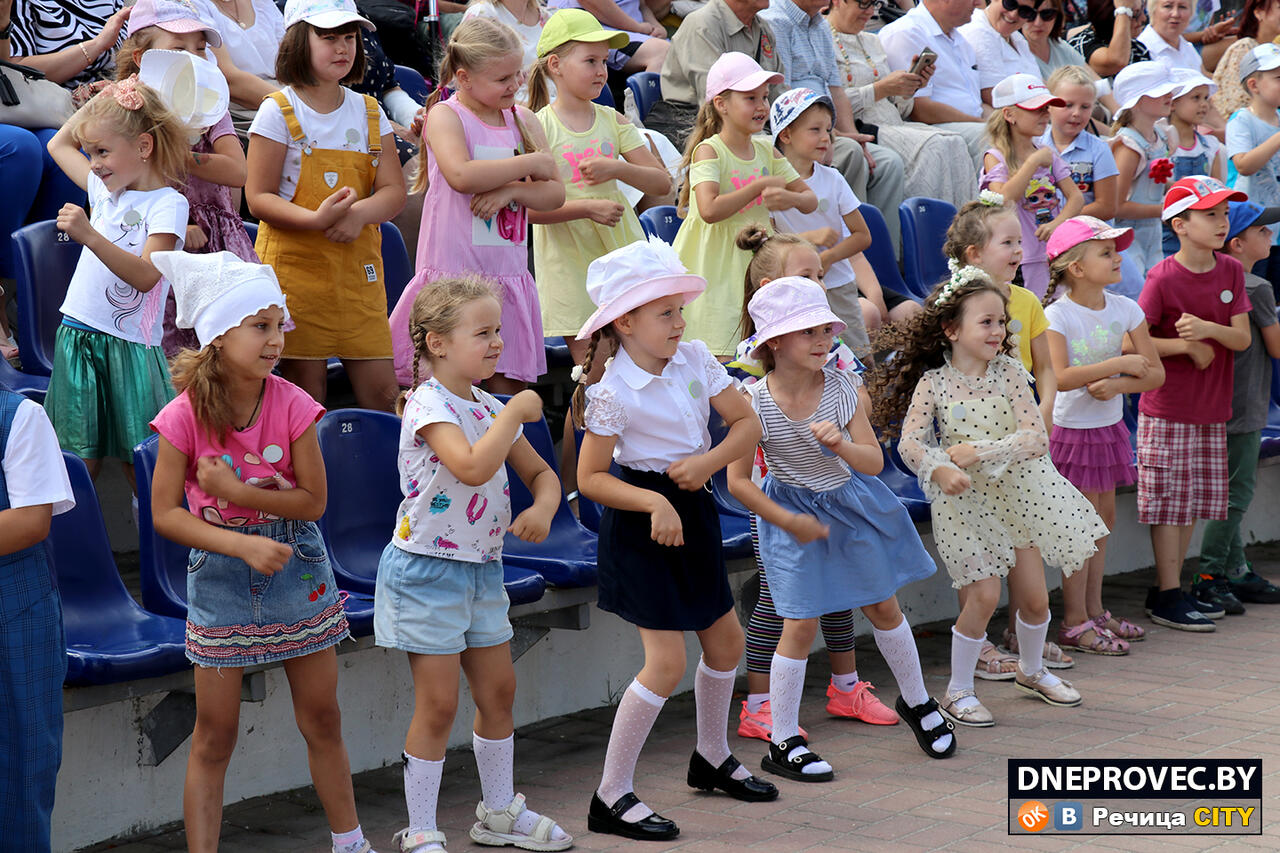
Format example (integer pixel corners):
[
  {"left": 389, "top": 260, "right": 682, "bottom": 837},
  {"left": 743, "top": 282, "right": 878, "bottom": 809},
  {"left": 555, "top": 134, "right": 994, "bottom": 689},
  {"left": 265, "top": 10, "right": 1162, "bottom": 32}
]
[
  {"left": 393, "top": 828, "right": 446, "bottom": 852},
  {"left": 469, "top": 793, "right": 573, "bottom": 852}
]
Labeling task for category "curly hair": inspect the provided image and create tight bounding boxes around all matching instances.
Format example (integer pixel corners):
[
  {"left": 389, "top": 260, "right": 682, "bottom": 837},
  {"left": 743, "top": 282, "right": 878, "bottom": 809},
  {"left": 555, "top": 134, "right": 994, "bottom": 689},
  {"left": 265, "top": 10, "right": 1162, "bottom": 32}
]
[{"left": 866, "top": 274, "right": 1013, "bottom": 440}]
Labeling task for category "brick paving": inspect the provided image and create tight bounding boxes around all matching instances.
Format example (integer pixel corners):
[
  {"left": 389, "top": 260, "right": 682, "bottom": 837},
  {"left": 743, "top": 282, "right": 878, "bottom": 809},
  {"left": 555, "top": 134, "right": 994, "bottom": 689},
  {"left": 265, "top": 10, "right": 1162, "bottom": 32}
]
[{"left": 83, "top": 548, "right": 1280, "bottom": 852}]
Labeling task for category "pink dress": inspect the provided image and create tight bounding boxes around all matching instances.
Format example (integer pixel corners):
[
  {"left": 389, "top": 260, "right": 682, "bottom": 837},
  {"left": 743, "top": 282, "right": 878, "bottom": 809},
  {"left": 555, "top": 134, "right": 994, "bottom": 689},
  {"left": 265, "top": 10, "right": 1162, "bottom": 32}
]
[{"left": 391, "top": 97, "right": 546, "bottom": 385}]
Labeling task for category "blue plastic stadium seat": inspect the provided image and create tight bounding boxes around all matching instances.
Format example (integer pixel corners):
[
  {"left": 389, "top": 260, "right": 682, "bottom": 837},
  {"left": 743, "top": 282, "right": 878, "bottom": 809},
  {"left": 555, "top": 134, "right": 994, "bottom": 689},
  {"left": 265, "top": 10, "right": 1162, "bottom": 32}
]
[
  {"left": 393, "top": 64, "right": 433, "bottom": 104},
  {"left": 638, "top": 205, "right": 682, "bottom": 244},
  {"left": 381, "top": 221, "right": 413, "bottom": 314},
  {"left": 705, "top": 412, "right": 753, "bottom": 559},
  {"left": 133, "top": 435, "right": 194, "bottom": 618},
  {"left": 545, "top": 337, "right": 573, "bottom": 369},
  {"left": 593, "top": 85, "right": 615, "bottom": 109},
  {"left": 0, "top": 358, "right": 47, "bottom": 403},
  {"left": 899, "top": 197, "right": 956, "bottom": 298},
  {"left": 626, "top": 72, "right": 662, "bottom": 121},
  {"left": 52, "top": 452, "right": 189, "bottom": 685},
  {"left": 339, "top": 590, "right": 376, "bottom": 637},
  {"left": 877, "top": 444, "right": 931, "bottom": 522},
  {"left": 859, "top": 205, "right": 924, "bottom": 302},
  {"left": 1260, "top": 361, "right": 1280, "bottom": 457},
  {"left": 504, "top": 564, "right": 547, "bottom": 605},
  {"left": 12, "top": 220, "right": 80, "bottom": 378},
  {"left": 570, "top": 427, "right": 610, "bottom": 534}
]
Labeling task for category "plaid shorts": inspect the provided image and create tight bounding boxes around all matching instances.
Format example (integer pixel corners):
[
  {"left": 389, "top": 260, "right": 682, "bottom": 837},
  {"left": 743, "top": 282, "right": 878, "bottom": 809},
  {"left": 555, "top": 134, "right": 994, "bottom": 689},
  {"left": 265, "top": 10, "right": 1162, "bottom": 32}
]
[{"left": 1136, "top": 414, "right": 1228, "bottom": 526}]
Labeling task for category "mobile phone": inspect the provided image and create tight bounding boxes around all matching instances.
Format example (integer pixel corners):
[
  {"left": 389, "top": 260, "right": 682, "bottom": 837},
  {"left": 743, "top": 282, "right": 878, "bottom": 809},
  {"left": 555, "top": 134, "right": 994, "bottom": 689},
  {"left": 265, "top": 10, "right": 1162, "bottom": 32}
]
[{"left": 909, "top": 48, "right": 937, "bottom": 76}]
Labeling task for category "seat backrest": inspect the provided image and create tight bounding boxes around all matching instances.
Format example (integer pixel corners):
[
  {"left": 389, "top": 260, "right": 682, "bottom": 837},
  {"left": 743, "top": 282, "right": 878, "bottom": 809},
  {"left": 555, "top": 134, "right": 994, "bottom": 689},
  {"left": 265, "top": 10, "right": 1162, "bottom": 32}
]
[
  {"left": 593, "top": 84, "right": 615, "bottom": 109},
  {"left": 12, "top": 221, "right": 80, "bottom": 377},
  {"left": 638, "top": 205, "right": 682, "bottom": 244},
  {"left": 626, "top": 72, "right": 662, "bottom": 121},
  {"left": 899, "top": 197, "right": 955, "bottom": 298},
  {"left": 133, "top": 435, "right": 192, "bottom": 617},
  {"left": 243, "top": 220, "right": 258, "bottom": 244},
  {"left": 380, "top": 221, "right": 413, "bottom": 313},
  {"left": 393, "top": 64, "right": 433, "bottom": 104},
  {"left": 858, "top": 204, "right": 921, "bottom": 302},
  {"left": 706, "top": 409, "right": 749, "bottom": 517},
  {"left": 315, "top": 409, "right": 403, "bottom": 587}
]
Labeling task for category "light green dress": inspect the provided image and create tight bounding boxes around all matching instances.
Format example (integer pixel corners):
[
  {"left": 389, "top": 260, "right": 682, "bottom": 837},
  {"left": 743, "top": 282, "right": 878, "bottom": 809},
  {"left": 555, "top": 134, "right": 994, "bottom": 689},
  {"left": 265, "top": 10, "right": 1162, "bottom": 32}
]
[
  {"left": 534, "top": 103, "right": 647, "bottom": 337},
  {"left": 674, "top": 134, "right": 800, "bottom": 357}
]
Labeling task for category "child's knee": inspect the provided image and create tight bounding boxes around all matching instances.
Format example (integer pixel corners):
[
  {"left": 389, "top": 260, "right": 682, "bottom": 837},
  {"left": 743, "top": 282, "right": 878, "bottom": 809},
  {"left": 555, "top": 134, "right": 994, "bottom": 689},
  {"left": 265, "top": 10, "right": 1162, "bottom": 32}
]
[
  {"left": 643, "top": 654, "right": 687, "bottom": 694},
  {"left": 785, "top": 618, "right": 819, "bottom": 648},
  {"left": 415, "top": 688, "right": 460, "bottom": 730},
  {"left": 965, "top": 579, "right": 1002, "bottom": 615},
  {"left": 295, "top": 697, "right": 344, "bottom": 745},
  {"left": 474, "top": 673, "right": 517, "bottom": 716},
  {"left": 862, "top": 598, "right": 902, "bottom": 629},
  {"left": 191, "top": 718, "right": 239, "bottom": 765}
]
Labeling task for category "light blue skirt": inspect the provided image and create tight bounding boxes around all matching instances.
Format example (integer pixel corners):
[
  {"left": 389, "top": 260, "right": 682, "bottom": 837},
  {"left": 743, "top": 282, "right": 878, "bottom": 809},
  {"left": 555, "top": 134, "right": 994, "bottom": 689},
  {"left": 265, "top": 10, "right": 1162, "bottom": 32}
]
[{"left": 757, "top": 474, "right": 936, "bottom": 619}]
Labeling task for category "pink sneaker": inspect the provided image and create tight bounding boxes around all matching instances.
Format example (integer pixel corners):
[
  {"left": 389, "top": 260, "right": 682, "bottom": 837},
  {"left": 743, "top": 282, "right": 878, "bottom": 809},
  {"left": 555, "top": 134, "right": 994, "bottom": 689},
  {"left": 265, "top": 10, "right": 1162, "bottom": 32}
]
[
  {"left": 737, "top": 700, "right": 808, "bottom": 742},
  {"left": 825, "top": 681, "right": 900, "bottom": 725}
]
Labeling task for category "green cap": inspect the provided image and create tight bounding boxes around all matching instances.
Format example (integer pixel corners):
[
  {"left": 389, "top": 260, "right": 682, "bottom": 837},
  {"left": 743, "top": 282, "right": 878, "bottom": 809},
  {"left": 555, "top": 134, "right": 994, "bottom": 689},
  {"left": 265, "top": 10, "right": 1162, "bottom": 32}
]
[{"left": 536, "top": 9, "right": 630, "bottom": 58}]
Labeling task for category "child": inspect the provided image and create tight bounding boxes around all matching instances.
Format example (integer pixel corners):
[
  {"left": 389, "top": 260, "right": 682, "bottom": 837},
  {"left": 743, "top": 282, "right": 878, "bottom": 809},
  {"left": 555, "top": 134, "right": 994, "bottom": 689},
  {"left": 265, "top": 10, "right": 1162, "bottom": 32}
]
[
  {"left": 1163, "top": 70, "right": 1225, "bottom": 257},
  {"left": 1140, "top": 176, "right": 1252, "bottom": 631},
  {"left": 44, "top": 77, "right": 190, "bottom": 485},
  {"left": 527, "top": 9, "right": 670, "bottom": 370},
  {"left": 390, "top": 16, "right": 564, "bottom": 395},
  {"left": 116, "top": 0, "right": 255, "bottom": 356},
  {"left": 1226, "top": 44, "right": 1280, "bottom": 281},
  {"left": 1194, "top": 201, "right": 1280, "bottom": 609},
  {"left": 148, "top": 251, "right": 372, "bottom": 853},
  {"left": 246, "top": 0, "right": 407, "bottom": 410},
  {"left": 575, "top": 238, "right": 776, "bottom": 841},
  {"left": 1110, "top": 61, "right": 1181, "bottom": 275},
  {"left": 729, "top": 226, "right": 897, "bottom": 741},
  {"left": 980, "top": 74, "right": 1084, "bottom": 299},
  {"left": 1043, "top": 216, "right": 1165, "bottom": 653},
  {"left": 869, "top": 269, "right": 1107, "bottom": 727},
  {"left": 727, "top": 276, "right": 955, "bottom": 774},
  {"left": 375, "top": 276, "right": 571, "bottom": 853},
  {"left": 0, "top": 390, "right": 74, "bottom": 853},
  {"left": 672, "top": 52, "right": 817, "bottom": 358},
  {"left": 767, "top": 87, "right": 873, "bottom": 358}
]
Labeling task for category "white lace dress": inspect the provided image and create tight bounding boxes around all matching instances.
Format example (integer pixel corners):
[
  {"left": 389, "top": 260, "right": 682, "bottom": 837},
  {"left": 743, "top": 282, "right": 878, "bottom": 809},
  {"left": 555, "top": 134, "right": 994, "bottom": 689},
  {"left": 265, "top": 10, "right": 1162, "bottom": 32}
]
[
  {"left": 898, "top": 354, "right": 1108, "bottom": 588},
  {"left": 830, "top": 26, "right": 978, "bottom": 209}
]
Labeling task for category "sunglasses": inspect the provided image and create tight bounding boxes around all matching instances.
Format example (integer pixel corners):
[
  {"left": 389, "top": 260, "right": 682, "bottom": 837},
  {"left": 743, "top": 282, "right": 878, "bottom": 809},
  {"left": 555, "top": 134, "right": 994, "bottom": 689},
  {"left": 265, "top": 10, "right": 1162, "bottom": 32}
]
[
  {"left": 853, "top": 0, "right": 884, "bottom": 9},
  {"left": 1001, "top": 0, "right": 1059, "bottom": 21}
]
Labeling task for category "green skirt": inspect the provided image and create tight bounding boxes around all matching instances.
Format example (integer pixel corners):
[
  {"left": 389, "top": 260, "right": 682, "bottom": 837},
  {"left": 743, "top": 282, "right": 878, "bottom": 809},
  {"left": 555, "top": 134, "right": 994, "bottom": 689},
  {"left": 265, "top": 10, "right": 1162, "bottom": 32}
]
[{"left": 45, "top": 323, "right": 174, "bottom": 462}]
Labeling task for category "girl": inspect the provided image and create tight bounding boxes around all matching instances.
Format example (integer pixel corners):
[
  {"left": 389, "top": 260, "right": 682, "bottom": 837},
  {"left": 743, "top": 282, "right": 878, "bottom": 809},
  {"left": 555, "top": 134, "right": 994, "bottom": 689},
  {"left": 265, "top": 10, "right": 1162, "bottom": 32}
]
[
  {"left": 729, "top": 226, "right": 900, "bottom": 742},
  {"left": 672, "top": 51, "right": 817, "bottom": 358},
  {"left": 727, "top": 276, "right": 955, "bottom": 775},
  {"left": 116, "top": 0, "right": 256, "bottom": 356},
  {"left": 390, "top": 17, "right": 565, "bottom": 395},
  {"left": 44, "top": 77, "right": 190, "bottom": 486},
  {"left": 246, "top": 0, "right": 407, "bottom": 411},
  {"left": 981, "top": 73, "right": 1084, "bottom": 299},
  {"left": 148, "top": 250, "right": 371, "bottom": 853},
  {"left": 1043, "top": 217, "right": 1163, "bottom": 653},
  {"left": 869, "top": 270, "right": 1108, "bottom": 727},
  {"left": 376, "top": 277, "right": 571, "bottom": 853},
  {"left": 576, "top": 238, "right": 775, "bottom": 841},
  {"left": 1162, "top": 71, "right": 1225, "bottom": 256},
  {"left": 1110, "top": 60, "right": 1181, "bottom": 274}
]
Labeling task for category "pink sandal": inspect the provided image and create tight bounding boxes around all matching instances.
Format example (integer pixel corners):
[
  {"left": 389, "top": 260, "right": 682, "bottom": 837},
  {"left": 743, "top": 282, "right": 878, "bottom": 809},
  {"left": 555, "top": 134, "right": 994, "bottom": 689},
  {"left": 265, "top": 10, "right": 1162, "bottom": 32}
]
[
  {"left": 1095, "top": 610, "right": 1145, "bottom": 642},
  {"left": 1057, "top": 620, "right": 1129, "bottom": 656}
]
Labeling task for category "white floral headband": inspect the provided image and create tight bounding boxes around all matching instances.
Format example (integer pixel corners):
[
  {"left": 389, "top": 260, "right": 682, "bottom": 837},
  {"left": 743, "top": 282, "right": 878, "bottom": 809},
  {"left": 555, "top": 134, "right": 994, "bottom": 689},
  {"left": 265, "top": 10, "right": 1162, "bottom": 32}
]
[
  {"left": 978, "top": 189, "right": 1006, "bottom": 207},
  {"left": 937, "top": 261, "right": 992, "bottom": 308}
]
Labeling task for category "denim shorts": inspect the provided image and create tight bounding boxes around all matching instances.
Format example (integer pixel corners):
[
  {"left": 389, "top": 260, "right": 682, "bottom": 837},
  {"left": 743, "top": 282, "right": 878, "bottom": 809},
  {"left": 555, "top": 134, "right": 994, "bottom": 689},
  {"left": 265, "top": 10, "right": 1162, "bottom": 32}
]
[
  {"left": 185, "top": 519, "right": 350, "bottom": 668},
  {"left": 374, "top": 543, "right": 513, "bottom": 655}
]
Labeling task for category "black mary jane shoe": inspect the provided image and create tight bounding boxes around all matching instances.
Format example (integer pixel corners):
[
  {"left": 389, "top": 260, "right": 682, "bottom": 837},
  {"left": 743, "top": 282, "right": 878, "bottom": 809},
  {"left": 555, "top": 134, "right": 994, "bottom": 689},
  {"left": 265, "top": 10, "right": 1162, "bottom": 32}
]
[
  {"left": 587, "top": 792, "right": 679, "bottom": 841},
  {"left": 760, "top": 734, "right": 834, "bottom": 782},
  {"left": 687, "top": 751, "right": 780, "bottom": 802},
  {"left": 895, "top": 695, "right": 957, "bottom": 759}
]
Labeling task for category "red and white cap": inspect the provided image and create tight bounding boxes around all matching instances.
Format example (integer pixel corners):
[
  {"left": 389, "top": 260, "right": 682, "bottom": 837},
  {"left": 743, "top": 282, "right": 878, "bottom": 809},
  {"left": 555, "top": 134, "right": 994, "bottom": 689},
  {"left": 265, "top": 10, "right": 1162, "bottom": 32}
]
[
  {"left": 705, "top": 51, "right": 783, "bottom": 103},
  {"left": 991, "top": 74, "right": 1064, "bottom": 110},
  {"left": 1161, "top": 175, "right": 1248, "bottom": 221}
]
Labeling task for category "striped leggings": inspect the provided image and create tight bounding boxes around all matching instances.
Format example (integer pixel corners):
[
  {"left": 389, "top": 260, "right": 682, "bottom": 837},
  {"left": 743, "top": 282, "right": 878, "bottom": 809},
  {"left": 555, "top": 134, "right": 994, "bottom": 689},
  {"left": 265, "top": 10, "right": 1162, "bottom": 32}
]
[{"left": 745, "top": 515, "right": 856, "bottom": 674}]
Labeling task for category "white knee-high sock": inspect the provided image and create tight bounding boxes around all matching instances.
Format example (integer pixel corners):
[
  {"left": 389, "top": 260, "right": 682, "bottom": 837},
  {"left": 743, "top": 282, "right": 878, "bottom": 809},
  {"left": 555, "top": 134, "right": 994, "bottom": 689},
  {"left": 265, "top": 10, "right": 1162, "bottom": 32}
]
[
  {"left": 947, "top": 626, "right": 985, "bottom": 708},
  {"left": 597, "top": 680, "right": 666, "bottom": 822},
  {"left": 873, "top": 617, "right": 952, "bottom": 753},
  {"left": 769, "top": 653, "right": 831, "bottom": 775},
  {"left": 403, "top": 752, "right": 444, "bottom": 832},
  {"left": 1015, "top": 611, "right": 1062, "bottom": 686},
  {"left": 473, "top": 732, "right": 568, "bottom": 841},
  {"left": 694, "top": 658, "right": 751, "bottom": 781}
]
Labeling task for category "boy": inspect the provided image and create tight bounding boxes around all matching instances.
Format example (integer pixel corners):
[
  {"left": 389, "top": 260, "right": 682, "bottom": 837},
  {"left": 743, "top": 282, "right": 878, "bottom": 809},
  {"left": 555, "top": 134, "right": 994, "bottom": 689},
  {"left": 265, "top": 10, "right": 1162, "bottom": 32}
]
[
  {"left": 1139, "top": 176, "right": 1252, "bottom": 632},
  {"left": 1194, "top": 201, "right": 1280, "bottom": 610},
  {"left": 1225, "top": 43, "right": 1280, "bottom": 281}
]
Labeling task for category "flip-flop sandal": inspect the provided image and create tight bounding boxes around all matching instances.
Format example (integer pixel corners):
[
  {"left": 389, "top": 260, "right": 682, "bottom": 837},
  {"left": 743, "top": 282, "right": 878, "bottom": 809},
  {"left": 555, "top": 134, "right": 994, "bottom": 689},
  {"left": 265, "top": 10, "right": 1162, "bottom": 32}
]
[
  {"left": 895, "top": 695, "right": 956, "bottom": 759},
  {"left": 1057, "top": 620, "right": 1129, "bottom": 655},
  {"left": 760, "top": 734, "right": 834, "bottom": 782},
  {"left": 975, "top": 640, "right": 1018, "bottom": 681},
  {"left": 1096, "top": 610, "right": 1145, "bottom": 641}
]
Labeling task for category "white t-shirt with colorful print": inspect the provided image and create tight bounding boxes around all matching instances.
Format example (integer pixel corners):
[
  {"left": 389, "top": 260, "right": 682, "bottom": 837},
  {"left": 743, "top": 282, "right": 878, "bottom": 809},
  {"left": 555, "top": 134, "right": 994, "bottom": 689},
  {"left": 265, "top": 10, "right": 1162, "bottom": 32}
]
[{"left": 391, "top": 380, "right": 521, "bottom": 563}]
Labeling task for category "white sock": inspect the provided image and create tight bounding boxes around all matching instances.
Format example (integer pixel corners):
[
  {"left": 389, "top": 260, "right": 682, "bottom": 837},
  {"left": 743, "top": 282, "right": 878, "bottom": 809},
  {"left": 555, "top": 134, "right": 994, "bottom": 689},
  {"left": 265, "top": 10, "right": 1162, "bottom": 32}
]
[
  {"left": 746, "top": 692, "right": 768, "bottom": 714},
  {"left": 473, "top": 733, "right": 567, "bottom": 841},
  {"left": 1015, "top": 612, "right": 1062, "bottom": 687},
  {"left": 403, "top": 752, "right": 444, "bottom": 833},
  {"left": 770, "top": 653, "right": 831, "bottom": 775},
  {"left": 874, "top": 617, "right": 951, "bottom": 754},
  {"left": 694, "top": 658, "right": 751, "bottom": 780},
  {"left": 831, "top": 671, "right": 859, "bottom": 692},
  {"left": 597, "top": 680, "right": 665, "bottom": 823},
  {"left": 331, "top": 826, "right": 367, "bottom": 853},
  {"left": 947, "top": 627, "right": 985, "bottom": 711}
]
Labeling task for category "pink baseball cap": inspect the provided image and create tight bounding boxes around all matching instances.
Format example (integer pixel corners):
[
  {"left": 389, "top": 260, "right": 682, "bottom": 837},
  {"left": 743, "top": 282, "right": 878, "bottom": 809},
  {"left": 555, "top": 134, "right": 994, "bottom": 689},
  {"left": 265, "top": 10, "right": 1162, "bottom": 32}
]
[
  {"left": 705, "top": 52, "right": 783, "bottom": 103},
  {"left": 991, "top": 73, "right": 1064, "bottom": 110},
  {"left": 577, "top": 238, "right": 706, "bottom": 340},
  {"left": 747, "top": 276, "right": 845, "bottom": 357},
  {"left": 127, "top": 0, "right": 223, "bottom": 48},
  {"left": 1046, "top": 216, "right": 1134, "bottom": 260},
  {"left": 1161, "top": 175, "right": 1247, "bottom": 221}
]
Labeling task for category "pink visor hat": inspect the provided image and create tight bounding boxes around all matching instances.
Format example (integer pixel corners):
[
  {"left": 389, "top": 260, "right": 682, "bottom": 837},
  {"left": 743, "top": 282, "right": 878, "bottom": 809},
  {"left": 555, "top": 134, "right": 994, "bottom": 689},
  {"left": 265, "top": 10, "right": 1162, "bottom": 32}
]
[{"left": 1046, "top": 216, "right": 1135, "bottom": 260}]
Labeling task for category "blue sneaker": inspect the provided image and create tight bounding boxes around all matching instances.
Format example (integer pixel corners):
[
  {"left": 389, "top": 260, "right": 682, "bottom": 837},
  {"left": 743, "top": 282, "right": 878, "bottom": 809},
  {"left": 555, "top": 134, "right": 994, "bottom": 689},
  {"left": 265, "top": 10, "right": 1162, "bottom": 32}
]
[{"left": 1149, "top": 589, "right": 1215, "bottom": 632}]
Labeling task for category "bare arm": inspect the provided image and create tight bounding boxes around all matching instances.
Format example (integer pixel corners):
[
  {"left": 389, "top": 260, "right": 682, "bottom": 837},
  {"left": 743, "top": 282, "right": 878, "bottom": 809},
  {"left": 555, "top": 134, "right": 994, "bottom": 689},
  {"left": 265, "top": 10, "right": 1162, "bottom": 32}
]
[
  {"left": 246, "top": 134, "right": 338, "bottom": 230},
  {"left": 0, "top": 505, "right": 52, "bottom": 554},
  {"left": 207, "top": 43, "right": 279, "bottom": 110},
  {"left": 188, "top": 133, "right": 248, "bottom": 188},
  {"left": 46, "top": 118, "right": 91, "bottom": 190},
  {"left": 1262, "top": 323, "right": 1280, "bottom": 359},
  {"left": 12, "top": 5, "right": 130, "bottom": 85},
  {"left": 1112, "top": 143, "right": 1163, "bottom": 220},
  {"left": 427, "top": 103, "right": 558, "bottom": 195},
  {"left": 344, "top": 130, "right": 408, "bottom": 224},
  {"left": 505, "top": 436, "right": 560, "bottom": 543},
  {"left": 820, "top": 209, "right": 872, "bottom": 271},
  {"left": 1230, "top": 128, "right": 1280, "bottom": 176},
  {"left": 1047, "top": 327, "right": 1163, "bottom": 390},
  {"left": 1083, "top": 174, "right": 1118, "bottom": 221},
  {"left": 1029, "top": 332, "right": 1057, "bottom": 432},
  {"left": 691, "top": 146, "right": 775, "bottom": 223},
  {"left": 421, "top": 390, "right": 542, "bottom": 488},
  {"left": 193, "top": 424, "right": 328, "bottom": 521}
]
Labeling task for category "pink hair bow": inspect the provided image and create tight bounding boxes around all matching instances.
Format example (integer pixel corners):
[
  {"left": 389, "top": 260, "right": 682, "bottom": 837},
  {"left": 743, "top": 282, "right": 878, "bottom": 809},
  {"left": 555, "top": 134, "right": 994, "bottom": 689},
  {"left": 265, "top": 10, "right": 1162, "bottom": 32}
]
[{"left": 104, "top": 76, "right": 145, "bottom": 111}]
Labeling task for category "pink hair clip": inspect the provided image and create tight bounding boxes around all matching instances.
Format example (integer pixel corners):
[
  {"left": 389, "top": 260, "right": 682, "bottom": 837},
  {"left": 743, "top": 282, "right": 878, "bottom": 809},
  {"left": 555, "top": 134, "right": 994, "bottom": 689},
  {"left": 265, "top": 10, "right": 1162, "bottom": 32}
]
[{"left": 104, "top": 75, "right": 145, "bottom": 111}]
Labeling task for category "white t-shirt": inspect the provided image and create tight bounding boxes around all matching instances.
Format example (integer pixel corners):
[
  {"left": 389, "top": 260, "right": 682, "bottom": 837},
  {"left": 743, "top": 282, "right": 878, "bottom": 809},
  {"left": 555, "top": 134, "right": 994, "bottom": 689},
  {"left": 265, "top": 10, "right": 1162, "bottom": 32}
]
[
  {"left": 248, "top": 86, "right": 394, "bottom": 201},
  {"left": 391, "top": 381, "right": 521, "bottom": 563},
  {"left": 194, "top": 0, "right": 285, "bottom": 79},
  {"left": 1044, "top": 292, "right": 1146, "bottom": 428},
  {"left": 5, "top": 399, "right": 74, "bottom": 516},
  {"left": 958, "top": 7, "right": 1042, "bottom": 89},
  {"left": 772, "top": 161, "right": 861, "bottom": 289},
  {"left": 1137, "top": 24, "right": 1203, "bottom": 73},
  {"left": 880, "top": 4, "right": 983, "bottom": 119},
  {"left": 61, "top": 173, "right": 188, "bottom": 346}
]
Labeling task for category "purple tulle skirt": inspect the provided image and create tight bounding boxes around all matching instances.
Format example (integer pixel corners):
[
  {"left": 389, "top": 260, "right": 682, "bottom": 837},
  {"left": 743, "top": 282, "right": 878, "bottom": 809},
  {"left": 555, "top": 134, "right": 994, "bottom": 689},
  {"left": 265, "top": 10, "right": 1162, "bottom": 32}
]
[{"left": 1050, "top": 421, "right": 1137, "bottom": 494}]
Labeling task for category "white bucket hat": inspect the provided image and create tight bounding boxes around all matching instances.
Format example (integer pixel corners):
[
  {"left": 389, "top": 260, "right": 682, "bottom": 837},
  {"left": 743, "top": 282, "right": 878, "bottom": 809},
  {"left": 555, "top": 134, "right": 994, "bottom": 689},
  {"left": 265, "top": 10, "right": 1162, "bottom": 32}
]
[
  {"left": 746, "top": 276, "right": 845, "bottom": 358},
  {"left": 151, "top": 251, "right": 291, "bottom": 347},
  {"left": 283, "top": 0, "right": 374, "bottom": 31},
  {"left": 138, "top": 50, "right": 229, "bottom": 134},
  {"left": 1114, "top": 61, "right": 1181, "bottom": 113},
  {"left": 577, "top": 237, "right": 706, "bottom": 340}
]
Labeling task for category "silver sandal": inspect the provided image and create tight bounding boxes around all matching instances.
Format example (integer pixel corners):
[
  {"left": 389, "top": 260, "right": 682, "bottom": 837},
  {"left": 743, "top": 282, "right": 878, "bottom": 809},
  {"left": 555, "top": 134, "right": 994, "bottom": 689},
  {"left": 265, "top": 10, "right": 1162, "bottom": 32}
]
[
  {"left": 939, "top": 688, "right": 995, "bottom": 727},
  {"left": 470, "top": 793, "right": 573, "bottom": 852}
]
